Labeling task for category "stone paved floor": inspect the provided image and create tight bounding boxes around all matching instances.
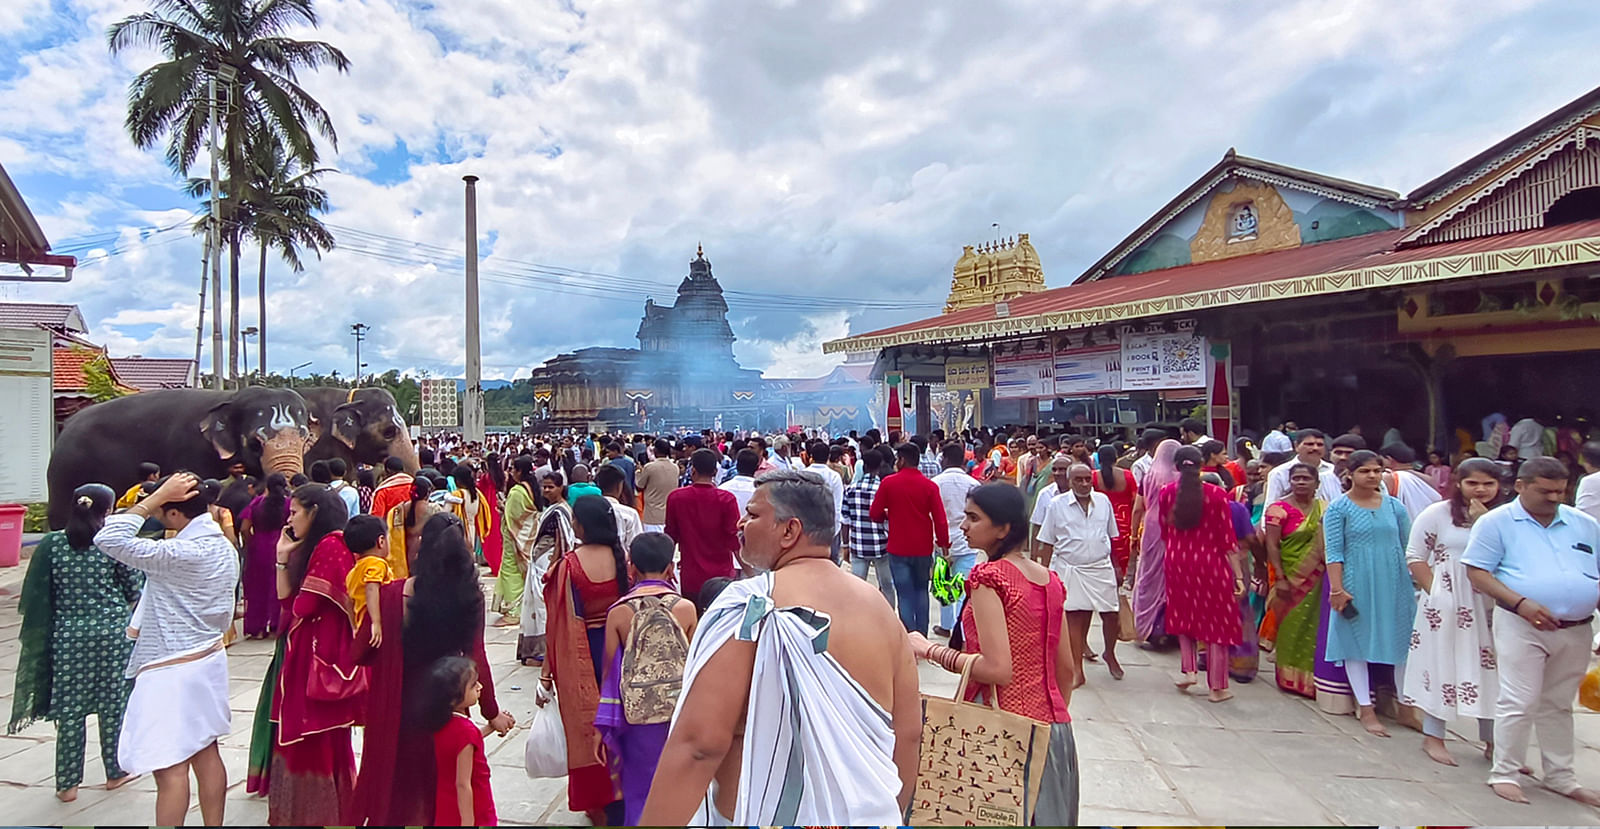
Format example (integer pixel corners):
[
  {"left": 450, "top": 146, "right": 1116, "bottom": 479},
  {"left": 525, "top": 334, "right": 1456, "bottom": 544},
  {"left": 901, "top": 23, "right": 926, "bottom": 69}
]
[{"left": 4, "top": 545, "right": 1600, "bottom": 825}]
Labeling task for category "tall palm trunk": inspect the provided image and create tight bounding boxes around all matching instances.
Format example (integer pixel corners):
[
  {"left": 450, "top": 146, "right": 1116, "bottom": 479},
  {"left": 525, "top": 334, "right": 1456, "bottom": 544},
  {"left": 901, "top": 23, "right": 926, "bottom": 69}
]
[
  {"left": 258, "top": 240, "right": 268, "bottom": 381},
  {"left": 229, "top": 227, "right": 241, "bottom": 387}
]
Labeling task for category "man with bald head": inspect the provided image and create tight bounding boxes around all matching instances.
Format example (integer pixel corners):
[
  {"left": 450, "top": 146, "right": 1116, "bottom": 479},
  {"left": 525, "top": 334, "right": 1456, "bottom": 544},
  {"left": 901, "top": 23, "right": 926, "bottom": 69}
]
[
  {"left": 566, "top": 463, "right": 602, "bottom": 504},
  {"left": 1035, "top": 462, "right": 1123, "bottom": 681}
]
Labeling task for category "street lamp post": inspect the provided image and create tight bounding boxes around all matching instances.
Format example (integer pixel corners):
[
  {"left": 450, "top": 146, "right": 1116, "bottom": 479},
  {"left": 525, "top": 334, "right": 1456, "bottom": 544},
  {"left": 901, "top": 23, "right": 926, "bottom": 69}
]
[
  {"left": 351, "top": 323, "right": 369, "bottom": 386},
  {"left": 289, "top": 360, "right": 312, "bottom": 388},
  {"left": 241, "top": 326, "right": 258, "bottom": 382}
]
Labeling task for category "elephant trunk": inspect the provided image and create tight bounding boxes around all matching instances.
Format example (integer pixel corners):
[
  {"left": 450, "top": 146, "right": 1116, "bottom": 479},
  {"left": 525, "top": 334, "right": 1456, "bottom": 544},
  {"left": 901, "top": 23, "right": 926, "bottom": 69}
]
[
  {"left": 386, "top": 430, "right": 420, "bottom": 474},
  {"left": 261, "top": 427, "right": 307, "bottom": 478}
]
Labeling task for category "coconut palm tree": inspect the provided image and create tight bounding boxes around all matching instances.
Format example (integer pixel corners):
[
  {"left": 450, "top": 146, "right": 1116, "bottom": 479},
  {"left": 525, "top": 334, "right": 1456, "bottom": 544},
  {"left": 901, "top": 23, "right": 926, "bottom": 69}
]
[
  {"left": 245, "top": 135, "right": 336, "bottom": 379},
  {"left": 109, "top": 0, "right": 349, "bottom": 385},
  {"left": 185, "top": 131, "right": 335, "bottom": 382}
]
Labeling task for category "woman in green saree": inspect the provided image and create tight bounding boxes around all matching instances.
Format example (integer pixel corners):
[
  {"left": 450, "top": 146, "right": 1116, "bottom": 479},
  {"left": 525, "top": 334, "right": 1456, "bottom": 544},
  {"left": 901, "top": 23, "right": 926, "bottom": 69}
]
[
  {"left": 492, "top": 457, "right": 538, "bottom": 627},
  {"left": 1261, "top": 462, "right": 1326, "bottom": 697}
]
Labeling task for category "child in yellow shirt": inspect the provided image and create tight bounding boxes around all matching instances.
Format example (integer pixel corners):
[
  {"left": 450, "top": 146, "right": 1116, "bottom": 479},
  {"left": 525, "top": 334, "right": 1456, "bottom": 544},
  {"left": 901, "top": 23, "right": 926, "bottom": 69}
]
[{"left": 344, "top": 515, "right": 393, "bottom": 646}]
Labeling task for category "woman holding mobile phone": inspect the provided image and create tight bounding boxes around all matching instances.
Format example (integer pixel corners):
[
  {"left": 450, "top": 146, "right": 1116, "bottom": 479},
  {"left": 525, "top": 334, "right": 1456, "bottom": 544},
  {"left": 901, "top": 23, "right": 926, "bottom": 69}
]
[
  {"left": 1401, "top": 458, "right": 1503, "bottom": 765},
  {"left": 1325, "top": 450, "right": 1415, "bottom": 737}
]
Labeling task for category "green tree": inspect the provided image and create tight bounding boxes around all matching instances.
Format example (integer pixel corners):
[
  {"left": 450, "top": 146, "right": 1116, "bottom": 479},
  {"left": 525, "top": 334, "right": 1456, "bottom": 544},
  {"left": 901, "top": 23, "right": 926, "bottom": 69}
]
[
  {"left": 83, "top": 354, "right": 128, "bottom": 403},
  {"left": 109, "top": 0, "right": 349, "bottom": 386}
]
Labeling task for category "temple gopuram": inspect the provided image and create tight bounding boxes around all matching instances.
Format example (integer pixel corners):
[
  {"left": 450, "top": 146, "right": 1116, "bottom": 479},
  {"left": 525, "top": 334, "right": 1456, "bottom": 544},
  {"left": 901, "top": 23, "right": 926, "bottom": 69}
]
[
  {"left": 527, "top": 246, "right": 875, "bottom": 433},
  {"left": 944, "top": 232, "right": 1047, "bottom": 312}
]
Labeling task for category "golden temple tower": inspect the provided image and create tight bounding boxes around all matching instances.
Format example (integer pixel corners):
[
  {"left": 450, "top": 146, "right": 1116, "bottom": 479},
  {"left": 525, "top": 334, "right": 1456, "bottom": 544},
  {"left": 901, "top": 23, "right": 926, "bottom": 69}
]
[{"left": 943, "top": 232, "right": 1046, "bottom": 313}]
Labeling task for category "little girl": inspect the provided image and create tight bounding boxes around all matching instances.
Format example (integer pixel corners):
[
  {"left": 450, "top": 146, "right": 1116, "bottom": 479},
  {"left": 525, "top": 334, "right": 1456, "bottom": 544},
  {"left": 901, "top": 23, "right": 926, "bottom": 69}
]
[{"left": 426, "top": 656, "right": 497, "bottom": 826}]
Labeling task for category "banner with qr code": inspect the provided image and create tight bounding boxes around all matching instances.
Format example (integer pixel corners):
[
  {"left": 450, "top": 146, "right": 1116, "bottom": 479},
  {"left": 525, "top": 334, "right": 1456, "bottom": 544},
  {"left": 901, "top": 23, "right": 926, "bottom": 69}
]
[{"left": 1120, "top": 332, "right": 1205, "bottom": 390}]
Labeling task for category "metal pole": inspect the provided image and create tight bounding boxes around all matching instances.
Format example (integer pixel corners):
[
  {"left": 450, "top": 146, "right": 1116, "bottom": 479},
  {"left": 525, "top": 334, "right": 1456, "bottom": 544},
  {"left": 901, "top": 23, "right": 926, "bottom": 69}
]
[
  {"left": 351, "top": 323, "right": 368, "bottom": 386},
  {"left": 208, "top": 70, "right": 224, "bottom": 390},
  {"left": 194, "top": 235, "right": 208, "bottom": 368},
  {"left": 462, "top": 175, "right": 485, "bottom": 443}
]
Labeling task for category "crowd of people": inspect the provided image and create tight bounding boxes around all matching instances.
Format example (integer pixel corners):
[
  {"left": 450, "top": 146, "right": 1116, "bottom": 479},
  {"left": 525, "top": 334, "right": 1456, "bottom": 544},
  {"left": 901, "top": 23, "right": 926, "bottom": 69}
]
[{"left": 10, "top": 412, "right": 1600, "bottom": 823}]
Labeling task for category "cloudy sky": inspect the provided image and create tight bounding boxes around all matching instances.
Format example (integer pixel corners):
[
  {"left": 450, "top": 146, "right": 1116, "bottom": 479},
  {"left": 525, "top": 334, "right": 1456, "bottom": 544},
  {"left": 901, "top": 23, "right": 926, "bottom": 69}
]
[{"left": 3, "top": 0, "right": 1597, "bottom": 381}]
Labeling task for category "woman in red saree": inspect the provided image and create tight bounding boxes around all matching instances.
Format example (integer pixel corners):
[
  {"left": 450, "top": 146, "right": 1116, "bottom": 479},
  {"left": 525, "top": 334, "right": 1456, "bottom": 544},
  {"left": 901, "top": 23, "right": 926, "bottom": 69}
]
[
  {"left": 478, "top": 453, "right": 505, "bottom": 575},
  {"left": 269, "top": 484, "right": 365, "bottom": 825},
  {"left": 347, "top": 513, "right": 513, "bottom": 825},
  {"left": 538, "top": 494, "right": 625, "bottom": 825},
  {"left": 1093, "top": 445, "right": 1138, "bottom": 580}
]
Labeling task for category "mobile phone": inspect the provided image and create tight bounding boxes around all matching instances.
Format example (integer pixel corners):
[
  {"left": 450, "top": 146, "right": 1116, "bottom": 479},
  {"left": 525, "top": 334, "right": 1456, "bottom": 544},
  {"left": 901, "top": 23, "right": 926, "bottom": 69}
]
[
  {"left": 1340, "top": 600, "right": 1358, "bottom": 620},
  {"left": 285, "top": 526, "right": 300, "bottom": 542}
]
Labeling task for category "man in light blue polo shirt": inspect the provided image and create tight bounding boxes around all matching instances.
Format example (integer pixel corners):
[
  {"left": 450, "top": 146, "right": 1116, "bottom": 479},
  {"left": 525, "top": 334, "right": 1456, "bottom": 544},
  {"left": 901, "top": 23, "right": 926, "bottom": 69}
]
[{"left": 1463, "top": 456, "right": 1600, "bottom": 807}]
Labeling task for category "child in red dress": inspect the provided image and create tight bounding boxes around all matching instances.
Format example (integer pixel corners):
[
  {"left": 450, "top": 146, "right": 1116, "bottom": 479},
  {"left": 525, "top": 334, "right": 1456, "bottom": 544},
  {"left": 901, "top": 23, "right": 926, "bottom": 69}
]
[{"left": 426, "top": 656, "right": 497, "bottom": 826}]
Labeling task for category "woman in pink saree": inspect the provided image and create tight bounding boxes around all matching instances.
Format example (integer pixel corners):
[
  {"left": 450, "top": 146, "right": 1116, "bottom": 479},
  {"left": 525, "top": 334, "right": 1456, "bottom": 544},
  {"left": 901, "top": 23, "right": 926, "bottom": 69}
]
[{"left": 1127, "top": 439, "right": 1181, "bottom": 641}]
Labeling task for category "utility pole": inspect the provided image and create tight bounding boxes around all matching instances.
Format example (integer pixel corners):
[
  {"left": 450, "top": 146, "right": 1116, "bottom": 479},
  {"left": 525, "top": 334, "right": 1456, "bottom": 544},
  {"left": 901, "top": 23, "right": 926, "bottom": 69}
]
[
  {"left": 193, "top": 239, "right": 208, "bottom": 369},
  {"left": 462, "top": 175, "right": 485, "bottom": 443},
  {"left": 351, "top": 323, "right": 368, "bottom": 386},
  {"left": 241, "top": 326, "right": 257, "bottom": 382},
  {"left": 289, "top": 360, "right": 311, "bottom": 388},
  {"left": 207, "top": 65, "right": 224, "bottom": 390}
]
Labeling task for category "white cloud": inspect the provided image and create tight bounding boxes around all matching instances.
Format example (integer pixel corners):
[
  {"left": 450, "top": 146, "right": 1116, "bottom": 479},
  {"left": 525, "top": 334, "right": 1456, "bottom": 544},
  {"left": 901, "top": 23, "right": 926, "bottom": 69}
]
[{"left": 2, "top": 0, "right": 1596, "bottom": 385}]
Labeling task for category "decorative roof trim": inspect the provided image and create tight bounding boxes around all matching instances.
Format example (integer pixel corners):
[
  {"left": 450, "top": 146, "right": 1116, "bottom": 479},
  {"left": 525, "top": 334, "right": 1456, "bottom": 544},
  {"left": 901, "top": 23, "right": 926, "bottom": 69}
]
[
  {"left": 1085, "top": 155, "right": 1400, "bottom": 282},
  {"left": 824, "top": 234, "right": 1600, "bottom": 354},
  {"left": 1411, "top": 96, "right": 1600, "bottom": 205},
  {"left": 1402, "top": 126, "right": 1598, "bottom": 245},
  {"left": 1235, "top": 168, "right": 1391, "bottom": 210}
]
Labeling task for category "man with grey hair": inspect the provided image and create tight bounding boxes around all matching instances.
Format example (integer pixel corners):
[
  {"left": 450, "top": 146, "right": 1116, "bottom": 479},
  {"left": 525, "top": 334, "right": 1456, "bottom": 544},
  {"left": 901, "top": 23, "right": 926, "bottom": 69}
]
[
  {"left": 1036, "top": 462, "right": 1123, "bottom": 681},
  {"left": 641, "top": 469, "right": 920, "bottom": 825}
]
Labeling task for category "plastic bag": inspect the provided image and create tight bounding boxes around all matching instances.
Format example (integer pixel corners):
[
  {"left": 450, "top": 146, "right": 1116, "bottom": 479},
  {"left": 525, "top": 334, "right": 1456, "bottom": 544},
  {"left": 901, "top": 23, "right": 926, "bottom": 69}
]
[
  {"left": 1580, "top": 664, "right": 1600, "bottom": 713},
  {"left": 524, "top": 692, "right": 568, "bottom": 778}
]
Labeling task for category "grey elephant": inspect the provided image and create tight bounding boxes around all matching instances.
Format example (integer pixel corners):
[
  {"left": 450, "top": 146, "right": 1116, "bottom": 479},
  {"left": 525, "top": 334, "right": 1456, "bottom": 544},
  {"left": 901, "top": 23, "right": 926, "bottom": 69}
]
[
  {"left": 46, "top": 386, "right": 315, "bottom": 529},
  {"left": 298, "top": 386, "right": 420, "bottom": 475}
]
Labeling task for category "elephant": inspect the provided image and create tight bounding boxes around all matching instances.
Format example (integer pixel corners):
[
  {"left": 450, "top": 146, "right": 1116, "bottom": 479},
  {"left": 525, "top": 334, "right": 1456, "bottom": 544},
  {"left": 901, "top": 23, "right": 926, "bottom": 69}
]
[
  {"left": 46, "top": 386, "right": 314, "bottom": 529},
  {"left": 298, "top": 386, "right": 420, "bottom": 476}
]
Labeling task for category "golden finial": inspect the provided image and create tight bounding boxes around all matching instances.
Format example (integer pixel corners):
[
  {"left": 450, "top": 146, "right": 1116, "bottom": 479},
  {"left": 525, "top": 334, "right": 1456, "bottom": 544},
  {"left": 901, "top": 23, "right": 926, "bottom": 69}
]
[{"left": 697, "top": 243, "right": 704, "bottom": 258}]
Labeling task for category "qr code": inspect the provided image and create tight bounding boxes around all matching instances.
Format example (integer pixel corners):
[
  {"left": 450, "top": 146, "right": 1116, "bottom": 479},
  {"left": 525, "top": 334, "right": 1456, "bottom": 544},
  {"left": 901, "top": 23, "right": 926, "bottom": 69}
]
[{"left": 1161, "top": 337, "right": 1201, "bottom": 373}]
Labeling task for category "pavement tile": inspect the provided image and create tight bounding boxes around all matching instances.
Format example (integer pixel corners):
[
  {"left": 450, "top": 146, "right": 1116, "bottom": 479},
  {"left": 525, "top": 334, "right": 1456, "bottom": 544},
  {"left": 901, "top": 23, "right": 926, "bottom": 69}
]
[
  {"left": 0, "top": 740, "right": 57, "bottom": 785},
  {"left": 1081, "top": 806, "right": 1202, "bottom": 825},
  {"left": 0, "top": 734, "right": 49, "bottom": 760},
  {"left": 1130, "top": 722, "right": 1274, "bottom": 771},
  {"left": 1248, "top": 729, "right": 1406, "bottom": 780},
  {"left": 1070, "top": 720, "right": 1145, "bottom": 762},
  {"left": 1424, "top": 779, "right": 1600, "bottom": 824},
  {"left": 1164, "top": 765, "right": 1338, "bottom": 823},
  {"left": 1304, "top": 776, "right": 1479, "bottom": 824},
  {"left": 493, "top": 774, "right": 571, "bottom": 824},
  {"left": 1077, "top": 758, "right": 1187, "bottom": 815}
]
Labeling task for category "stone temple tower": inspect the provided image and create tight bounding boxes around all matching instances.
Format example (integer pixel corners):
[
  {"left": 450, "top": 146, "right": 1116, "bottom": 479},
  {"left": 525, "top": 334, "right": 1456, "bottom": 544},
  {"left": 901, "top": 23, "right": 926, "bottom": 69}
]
[
  {"left": 636, "top": 244, "right": 737, "bottom": 358},
  {"left": 943, "top": 232, "right": 1046, "bottom": 313}
]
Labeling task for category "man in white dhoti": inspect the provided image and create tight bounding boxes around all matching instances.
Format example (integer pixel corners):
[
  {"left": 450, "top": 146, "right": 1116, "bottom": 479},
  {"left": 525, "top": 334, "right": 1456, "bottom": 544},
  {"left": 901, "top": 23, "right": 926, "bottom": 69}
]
[
  {"left": 640, "top": 469, "right": 921, "bottom": 825},
  {"left": 94, "top": 473, "right": 238, "bottom": 826},
  {"left": 1035, "top": 463, "right": 1123, "bottom": 682}
]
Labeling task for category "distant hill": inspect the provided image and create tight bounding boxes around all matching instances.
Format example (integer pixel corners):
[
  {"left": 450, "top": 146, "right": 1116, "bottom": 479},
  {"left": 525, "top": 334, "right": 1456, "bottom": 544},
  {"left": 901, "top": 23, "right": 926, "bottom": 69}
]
[{"left": 453, "top": 378, "right": 513, "bottom": 393}]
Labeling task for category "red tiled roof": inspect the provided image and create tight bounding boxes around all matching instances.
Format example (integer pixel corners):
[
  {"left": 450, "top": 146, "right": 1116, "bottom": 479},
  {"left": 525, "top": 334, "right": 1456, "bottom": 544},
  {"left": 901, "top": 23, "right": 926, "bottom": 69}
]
[
  {"left": 0, "top": 302, "right": 85, "bottom": 332},
  {"left": 828, "top": 217, "right": 1600, "bottom": 351},
  {"left": 110, "top": 357, "right": 196, "bottom": 390},
  {"left": 53, "top": 348, "right": 137, "bottom": 395}
]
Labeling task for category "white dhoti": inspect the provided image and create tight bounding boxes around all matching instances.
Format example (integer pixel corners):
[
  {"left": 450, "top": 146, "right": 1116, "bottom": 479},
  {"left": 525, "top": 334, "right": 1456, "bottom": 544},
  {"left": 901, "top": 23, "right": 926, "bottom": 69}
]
[
  {"left": 520, "top": 553, "right": 549, "bottom": 639},
  {"left": 1054, "top": 556, "right": 1119, "bottom": 613},
  {"left": 675, "top": 573, "right": 903, "bottom": 826},
  {"left": 118, "top": 648, "right": 231, "bottom": 775}
]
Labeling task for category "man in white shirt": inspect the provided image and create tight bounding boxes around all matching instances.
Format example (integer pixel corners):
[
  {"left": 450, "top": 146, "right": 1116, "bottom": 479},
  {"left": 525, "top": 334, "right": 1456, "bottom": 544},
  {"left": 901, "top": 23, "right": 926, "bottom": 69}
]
[
  {"left": 95, "top": 473, "right": 236, "bottom": 826},
  {"left": 1036, "top": 462, "right": 1123, "bottom": 680},
  {"left": 1509, "top": 416, "right": 1547, "bottom": 460},
  {"left": 1029, "top": 456, "right": 1072, "bottom": 551},
  {"left": 1380, "top": 443, "right": 1441, "bottom": 520},
  {"left": 1577, "top": 441, "right": 1600, "bottom": 521},
  {"left": 1261, "top": 419, "right": 1295, "bottom": 455},
  {"left": 326, "top": 458, "right": 360, "bottom": 516},
  {"left": 718, "top": 448, "right": 762, "bottom": 515},
  {"left": 932, "top": 442, "right": 981, "bottom": 636},
  {"left": 595, "top": 464, "right": 643, "bottom": 552},
  {"left": 1129, "top": 428, "right": 1167, "bottom": 489},
  {"left": 1266, "top": 428, "right": 1341, "bottom": 505},
  {"left": 805, "top": 439, "right": 847, "bottom": 563}
]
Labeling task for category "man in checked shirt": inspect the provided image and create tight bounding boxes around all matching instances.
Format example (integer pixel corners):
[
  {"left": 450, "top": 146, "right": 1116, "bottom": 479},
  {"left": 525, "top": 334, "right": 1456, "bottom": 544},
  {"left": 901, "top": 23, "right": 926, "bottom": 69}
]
[{"left": 842, "top": 446, "right": 894, "bottom": 609}]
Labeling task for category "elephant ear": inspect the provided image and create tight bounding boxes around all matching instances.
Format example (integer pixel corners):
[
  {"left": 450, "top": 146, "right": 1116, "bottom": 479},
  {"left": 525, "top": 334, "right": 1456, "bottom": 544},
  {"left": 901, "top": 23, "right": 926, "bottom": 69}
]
[
  {"left": 199, "top": 402, "right": 239, "bottom": 459},
  {"left": 331, "top": 403, "right": 365, "bottom": 449}
]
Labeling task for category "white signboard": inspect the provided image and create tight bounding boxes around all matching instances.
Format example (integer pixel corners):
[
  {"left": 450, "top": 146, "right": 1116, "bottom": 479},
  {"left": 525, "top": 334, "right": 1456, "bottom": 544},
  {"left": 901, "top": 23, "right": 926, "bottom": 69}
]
[
  {"left": 1053, "top": 345, "right": 1122, "bottom": 396},
  {"left": 1120, "top": 333, "right": 1206, "bottom": 390},
  {"left": 992, "top": 352, "right": 1054, "bottom": 399},
  {"left": 0, "top": 327, "right": 53, "bottom": 503}
]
